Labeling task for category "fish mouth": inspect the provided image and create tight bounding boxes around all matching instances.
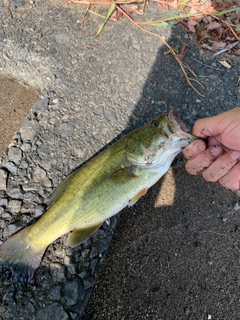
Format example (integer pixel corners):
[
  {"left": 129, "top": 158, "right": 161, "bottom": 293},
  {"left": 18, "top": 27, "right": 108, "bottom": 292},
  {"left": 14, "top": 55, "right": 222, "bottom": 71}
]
[{"left": 169, "top": 108, "right": 188, "bottom": 132}]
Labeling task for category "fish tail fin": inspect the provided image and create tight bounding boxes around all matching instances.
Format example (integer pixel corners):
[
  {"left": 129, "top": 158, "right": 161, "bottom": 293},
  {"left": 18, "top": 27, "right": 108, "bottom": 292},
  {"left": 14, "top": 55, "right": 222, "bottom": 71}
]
[{"left": 0, "top": 226, "right": 46, "bottom": 283}]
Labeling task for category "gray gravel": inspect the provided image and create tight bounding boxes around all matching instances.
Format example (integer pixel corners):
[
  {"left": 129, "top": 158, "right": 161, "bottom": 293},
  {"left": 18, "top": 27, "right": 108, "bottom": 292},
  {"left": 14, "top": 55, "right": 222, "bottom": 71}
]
[{"left": 0, "top": 0, "right": 239, "bottom": 319}]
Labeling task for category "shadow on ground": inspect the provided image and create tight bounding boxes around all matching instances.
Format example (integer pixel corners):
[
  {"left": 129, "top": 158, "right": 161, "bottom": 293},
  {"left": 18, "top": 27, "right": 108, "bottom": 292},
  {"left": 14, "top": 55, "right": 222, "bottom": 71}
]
[{"left": 83, "top": 27, "right": 240, "bottom": 319}]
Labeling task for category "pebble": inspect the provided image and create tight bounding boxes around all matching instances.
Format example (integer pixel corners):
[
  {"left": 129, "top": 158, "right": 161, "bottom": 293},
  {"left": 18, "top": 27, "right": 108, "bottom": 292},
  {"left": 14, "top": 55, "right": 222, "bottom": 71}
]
[
  {"left": 0, "top": 32, "right": 6, "bottom": 40},
  {"left": 233, "top": 201, "right": 240, "bottom": 211},
  {"left": 21, "top": 142, "right": 32, "bottom": 152},
  {"left": 55, "top": 34, "right": 69, "bottom": 44},
  {"left": 48, "top": 285, "right": 62, "bottom": 301},
  {"left": 3, "top": 224, "right": 20, "bottom": 237},
  {"left": 50, "top": 263, "right": 66, "bottom": 282},
  {"left": 63, "top": 278, "right": 84, "bottom": 305},
  {"left": 7, "top": 147, "right": 22, "bottom": 166},
  {"left": 33, "top": 98, "right": 49, "bottom": 113},
  {"left": 32, "top": 166, "right": 52, "bottom": 187},
  {"left": 37, "top": 143, "right": 49, "bottom": 159},
  {"left": 83, "top": 279, "right": 94, "bottom": 290},
  {"left": 6, "top": 186, "right": 23, "bottom": 199},
  {"left": 20, "top": 120, "right": 41, "bottom": 142},
  {"left": 4, "top": 162, "right": 17, "bottom": 175},
  {"left": 105, "top": 109, "right": 117, "bottom": 121},
  {"left": 22, "top": 181, "right": 40, "bottom": 192},
  {"left": 26, "top": 300, "right": 35, "bottom": 313},
  {"left": 56, "top": 122, "right": 75, "bottom": 137},
  {"left": 0, "top": 169, "right": 7, "bottom": 191},
  {"left": 36, "top": 303, "right": 69, "bottom": 320},
  {"left": 0, "top": 198, "right": 8, "bottom": 207},
  {"left": 9, "top": 0, "right": 24, "bottom": 7},
  {"left": 7, "top": 199, "right": 22, "bottom": 213},
  {"left": 2, "top": 212, "right": 11, "bottom": 219},
  {"left": 24, "top": 191, "right": 36, "bottom": 202},
  {"left": 34, "top": 204, "right": 46, "bottom": 218},
  {"left": 19, "top": 159, "right": 29, "bottom": 169},
  {"left": 64, "top": 257, "right": 77, "bottom": 274},
  {"left": 152, "top": 287, "right": 161, "bottom": 295},
  {"left": 94, "top": 106, "right": 104, "bottom": 116},
  {"left": 68, "top": 263, "right": 77, "bottom": 275}
]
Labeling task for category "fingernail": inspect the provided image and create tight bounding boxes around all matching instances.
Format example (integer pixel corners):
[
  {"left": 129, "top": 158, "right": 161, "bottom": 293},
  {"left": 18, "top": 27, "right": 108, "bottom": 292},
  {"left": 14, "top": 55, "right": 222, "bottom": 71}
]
[
  {"left": 210, "top": 146, "right": 223, "bottom": 157},
  {"left": 230, "top": 151, "right": 240, "bottom": 160},
  {"left": 192, "top": 140, "right": 205, "bottom": 153}
]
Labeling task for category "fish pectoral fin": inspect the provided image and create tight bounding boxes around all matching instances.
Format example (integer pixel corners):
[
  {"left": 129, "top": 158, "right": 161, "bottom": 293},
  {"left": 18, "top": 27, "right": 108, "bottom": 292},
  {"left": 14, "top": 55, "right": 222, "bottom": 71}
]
[
  {"left": 112, "top": 166, "right": 138, "bottom": 182},
  {"left": 67, "top": 224, "right": 102, "bottom": 248},
  {"left": 128, "top": 187, "right": 148, "bottom": 207}
]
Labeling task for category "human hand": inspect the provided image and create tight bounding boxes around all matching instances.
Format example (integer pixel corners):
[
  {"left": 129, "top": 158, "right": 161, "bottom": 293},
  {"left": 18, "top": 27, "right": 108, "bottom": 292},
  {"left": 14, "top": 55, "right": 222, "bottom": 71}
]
[{"left": 183, "top": 107, "right": 240, "bottom": 190}]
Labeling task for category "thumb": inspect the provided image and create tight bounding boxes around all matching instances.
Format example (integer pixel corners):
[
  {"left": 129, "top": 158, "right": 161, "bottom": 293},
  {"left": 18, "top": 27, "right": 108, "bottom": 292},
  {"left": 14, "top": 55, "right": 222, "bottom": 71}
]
[
  {"left": 192, "top": 116, "right": 222, "bottom": 138},
  {"left": 192, "top": 108, "right": 240, "bottom": 139}
]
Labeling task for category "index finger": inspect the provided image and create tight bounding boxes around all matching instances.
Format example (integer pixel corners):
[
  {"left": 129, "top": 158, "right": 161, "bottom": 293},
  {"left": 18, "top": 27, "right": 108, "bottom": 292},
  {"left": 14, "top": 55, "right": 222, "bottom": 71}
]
[{"left": 183, "top": 139, "right": 206, "bottom": 160}]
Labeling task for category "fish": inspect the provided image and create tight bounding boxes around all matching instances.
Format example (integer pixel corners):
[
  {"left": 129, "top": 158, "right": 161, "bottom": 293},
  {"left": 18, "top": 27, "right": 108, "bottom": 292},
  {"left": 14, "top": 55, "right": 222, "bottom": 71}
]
[{"left": 0, "top": 109, "right": 195, "bottom": 283}]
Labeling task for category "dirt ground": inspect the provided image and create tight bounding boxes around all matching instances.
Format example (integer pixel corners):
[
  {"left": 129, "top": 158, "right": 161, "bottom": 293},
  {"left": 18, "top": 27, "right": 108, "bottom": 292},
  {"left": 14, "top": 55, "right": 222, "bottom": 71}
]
[{"left": 0, "top": 75, "right": 39, "bottom": 155}]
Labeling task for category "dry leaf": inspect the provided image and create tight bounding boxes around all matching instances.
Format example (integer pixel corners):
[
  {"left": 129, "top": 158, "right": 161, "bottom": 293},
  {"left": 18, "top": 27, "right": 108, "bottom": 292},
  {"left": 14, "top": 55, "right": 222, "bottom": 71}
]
[
  {"left": 206, "top": 22, "right": 222, "bottom": 30},
  {"left": 169, "top": 0, "right": 178, "bottom": 9},
  {"left": 187, "top": 19, "right": 198, "bottom": 33},
  {"left": 126, "top": 4, "right": 144, "bottom": 15},
  {"left": 212, "top": 1, "right": 232, "bottom": 9},
  {"left": 189, "top": 0, "right": 217, "bottom": 15},
  {"left": 176, "top": 43, "right": 187, "bottom": 61},
  {"left": 212, "top": 41, "right": 226, "bottom": 51},
  {"left": 198, "top": 29, "right": 212, "bottom": 43}
]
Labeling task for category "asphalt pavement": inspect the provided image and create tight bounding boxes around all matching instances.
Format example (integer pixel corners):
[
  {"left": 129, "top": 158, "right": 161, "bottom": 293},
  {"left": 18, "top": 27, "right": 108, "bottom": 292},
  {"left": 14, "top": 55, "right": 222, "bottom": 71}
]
[{"left": 0, "top": 0, "right": 240, "bottom": 319}]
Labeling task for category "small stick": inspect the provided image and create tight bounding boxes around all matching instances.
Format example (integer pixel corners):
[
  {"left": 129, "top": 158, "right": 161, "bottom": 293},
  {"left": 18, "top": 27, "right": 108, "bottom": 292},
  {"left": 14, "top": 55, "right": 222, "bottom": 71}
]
[
  {"left": 69, "top": 0, "right": 144, "bottom": 4},
  {"left": 115, "top": 4, "right": 204, "bottom": 96},
  {"left": 212, "top": 41, "right": 239, "bottom": 58},
  {"left": 212, "top": 15, "right": 240, "bottom": 41},
  {"left": 191, "top": 58, "right": 223, "bottom": 71}
]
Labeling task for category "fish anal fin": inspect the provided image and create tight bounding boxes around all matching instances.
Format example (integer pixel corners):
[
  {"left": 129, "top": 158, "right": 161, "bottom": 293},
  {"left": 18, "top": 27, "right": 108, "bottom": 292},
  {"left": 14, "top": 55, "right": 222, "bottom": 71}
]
[
  {"left": 67, "top": 224, "right": 102, "bottom": 248},
  {"left": 128, "top": 187, "right": 148, "bottom": 207}
]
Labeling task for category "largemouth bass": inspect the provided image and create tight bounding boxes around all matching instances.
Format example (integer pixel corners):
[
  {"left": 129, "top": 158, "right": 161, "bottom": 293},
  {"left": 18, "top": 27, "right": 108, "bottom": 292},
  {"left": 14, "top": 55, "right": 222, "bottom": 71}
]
[{"left": 0, "top": 109, "right": 195, "bottom": 283}]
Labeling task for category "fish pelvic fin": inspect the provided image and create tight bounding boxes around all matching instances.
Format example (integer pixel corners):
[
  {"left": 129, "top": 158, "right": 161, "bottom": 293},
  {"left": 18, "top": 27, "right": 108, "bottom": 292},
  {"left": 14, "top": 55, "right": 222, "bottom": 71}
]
[
  {"left": 0, "top": 226, "right": 47, "bottom": 283},
  {"left": 128, "top": 187, "right": 148, "bottom": 207},
  {"left": 67, "top": 223, "right": 102, "bottom": 248}
]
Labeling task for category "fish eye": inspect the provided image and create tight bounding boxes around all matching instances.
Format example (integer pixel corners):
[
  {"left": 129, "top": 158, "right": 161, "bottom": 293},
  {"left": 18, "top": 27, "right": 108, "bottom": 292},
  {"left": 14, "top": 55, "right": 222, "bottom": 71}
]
[{"left": 151, "top": 120, "right": 159, "bottom": 128}]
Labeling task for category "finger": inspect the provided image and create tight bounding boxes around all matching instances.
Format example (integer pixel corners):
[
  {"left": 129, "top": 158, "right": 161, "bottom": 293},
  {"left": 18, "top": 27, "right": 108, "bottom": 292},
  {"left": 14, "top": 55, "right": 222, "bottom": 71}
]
[
  {"left": 192, "top": 107, "right": 240, "bottom": 138},
  {"left": 185, "top": 145, "right": 223, "bottom": 175},
  {"left": 207, "top": 136, "right": 231, "bottom": 152},
  {"left": 201, "top": 151, "right": 240, "bottom": 182},
  {"left": 219, "top": 162, "right": 240, "bottom": 189},
  {"left": 182, "top": 139, "right": 206, "bottom": 160}
]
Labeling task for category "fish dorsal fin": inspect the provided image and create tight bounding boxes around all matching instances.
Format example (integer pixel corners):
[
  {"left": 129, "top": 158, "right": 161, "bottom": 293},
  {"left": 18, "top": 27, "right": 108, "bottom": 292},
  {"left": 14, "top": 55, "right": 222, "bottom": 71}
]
[
  {"left": 67, "top": 224, "right": 102, "bottom": 248},
  {"left": 46, "top": 171, "right": 75, "bottom": 207}
]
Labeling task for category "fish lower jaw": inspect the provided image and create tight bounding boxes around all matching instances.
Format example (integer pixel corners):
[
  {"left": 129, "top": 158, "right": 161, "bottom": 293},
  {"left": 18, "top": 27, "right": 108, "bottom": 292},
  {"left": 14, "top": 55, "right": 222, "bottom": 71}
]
[{"left": 164, "top": 138, "right": 193, "bottom": 150}]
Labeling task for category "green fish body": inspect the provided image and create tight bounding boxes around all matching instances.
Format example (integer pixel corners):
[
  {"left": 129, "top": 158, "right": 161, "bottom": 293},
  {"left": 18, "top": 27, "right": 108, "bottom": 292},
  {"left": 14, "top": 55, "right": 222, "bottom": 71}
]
[{"left": 0, "top": 109, "right": 195, "bottom": 282}]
